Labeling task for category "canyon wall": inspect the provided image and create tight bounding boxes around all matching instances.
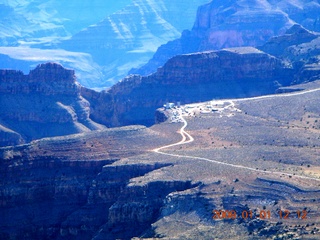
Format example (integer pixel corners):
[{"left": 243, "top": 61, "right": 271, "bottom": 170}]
[
  {"left": 0, "top": 138, "right": 193, "bottom": 239},
  {"left": 2, "top": 24, "right": 319, "bottom": 145},
  {"left": 86, "top": 47, "right": 293, "bottom": 127},
  {"left": 131, "top": 0, "right": 320, "bottom": 76},
  {"left": 0, "top": 155, "right": 192, "bottom": 239},
  {"left": 0, "top": 63, "right": 104, "bottom": 146}
]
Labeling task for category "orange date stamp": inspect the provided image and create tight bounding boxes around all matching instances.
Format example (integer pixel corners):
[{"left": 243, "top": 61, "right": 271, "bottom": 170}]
[{"left": 212, "top": 209, "right": 308, "bottom": 220}]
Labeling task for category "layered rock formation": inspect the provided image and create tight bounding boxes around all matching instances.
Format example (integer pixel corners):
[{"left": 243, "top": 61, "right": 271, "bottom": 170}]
[
  {"left": 0, "top": 149, "right": 193, "bottom": 239},
  {"left": 85, "top": 23, "right": 320, "bottom": 128},
  {"left": 2, "top": 25, "right": 319, "bottom": 143},
  {"left": 2, "top": 0, "right": 319, "bottom": 88},
  {"left": 85, "top": 47, "right": 293, "bottom": 127},
  {"left": 132, "top": 0, "right": 320, "bottom": 76},
  {"left": 1, "top": 86, "right": 320, "bottom": 239},
  {"left": 0, "top": 0, "right": 209, "bottom": 88},
  {"left": 259, "top": 24, "right": 320, "bottom": 84},
  {"left": 0, "top": 0, "right": 132, "bottom": 46},
  {"left": 60, "top": 0, "right": 209, "bottom": 87},
  {"left": 0, "top": 63, "right": 104, "bottom": 146},
  {"left": 0, "top": 123, "right": 188, "bottom": 239},
  {"left": 259, "top": 24, "right": 319, "bottom": 57}
]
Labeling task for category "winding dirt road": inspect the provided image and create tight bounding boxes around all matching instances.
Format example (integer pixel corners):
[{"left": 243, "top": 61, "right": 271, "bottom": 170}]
[{"left": 153, "top": 88, "right": 320, "bottom": 182}]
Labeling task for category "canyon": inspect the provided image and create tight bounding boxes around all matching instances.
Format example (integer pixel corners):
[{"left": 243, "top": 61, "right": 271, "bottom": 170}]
[
  {"left": 132, "top": 0, "right": 320, "bottom": 77},
  {"left": 88, "top": 47, "right": 292, "bottom": 127},
  {"left": 87, "top": 24, "right": 320, "bottom": 128},
  {"left": 0, "top": 0, "right": 132, "bottom": 45},
  {"left": 0, "top": 0, "right": 209, "bottom": 88},
  {"left": 0, "top": 62, "right": 104, "bottom": 147},
  {"left": 1, "top": 43, "right": 320, "bottom": 238},
  {"left": 1, "top": 1, "right": 320, "bottom": 239},
  {"left": 1, "top": 0, "right": 320, "bottom": 88},
  {"left": 1, "top": 83, "right": 320, "bottom": 239},
  {"left": 1, "top": 22, "right": 320, "bottom": 145}
]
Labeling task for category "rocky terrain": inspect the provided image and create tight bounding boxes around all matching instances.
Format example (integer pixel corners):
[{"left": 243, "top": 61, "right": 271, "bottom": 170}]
[
  {"left": 132, "top": 0, "right": 320, "bottom": 76},
  {"left": 1, "top": 82, "right": 320, "bottom": 239},
  {"left": 0, "top": 62, "right": 104, "bottom": 147},
  {"left": 1, "top": 1, "right": 320, "bottom": 238},
  {"left": 60, "top": 0, "right": 209, "bottom": 87},
  {"left": 81, "top": 24, "right": 320, "bottom": 128},
  {"left": 0, "top": 0, "right": 132, "bottom": 46},
  {"left": 0, "top": 0, "right": 208, "bottom": 88},
  {"left": 1, "top": 22, "right": 320, "bottom": 145},
  {"left": 1, "top": 0, "right": 320, "bottom": 88},
  {"left": 90, "top": 47, "right": 292, "bottom": 127},
  {"left": 259, "top": 24, "right": 320, "bottom": 85},
  {"left": 0, "top": 47, "right": 286, "bottom": 146}
]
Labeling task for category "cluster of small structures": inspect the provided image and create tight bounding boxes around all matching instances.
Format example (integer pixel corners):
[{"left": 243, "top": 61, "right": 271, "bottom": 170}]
[
  {"left": 164, "top": 100, "right": 242, "bottom": 123},
  {"left": 163, "top": 102, "right": 183, "bottom": 123}
]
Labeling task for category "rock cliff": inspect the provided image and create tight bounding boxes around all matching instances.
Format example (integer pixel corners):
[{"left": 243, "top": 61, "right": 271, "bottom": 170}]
[
  {"left": 131, "top": 0, "right": 320, "bottom": 76},
  {"left": 0, "top": 63, "right": 104, "bottom": 146},
  {"left": 0, "top": 0, "right": 132, "bottom": 46},
  {"left": 0, "top": 150, "right": 194, "bottom": 239},
  {"left": 2, "top": 24, "right": 319, "bottom": 143},
  {"left": 259, "top": 24, "right": 320, "bottom": 84},
  {"left": 259, "top": 24, "right": 319, "bottom": 57},
  {"left": 60, "top": 0, "right": 209, "bottom": 87},
  {"left": 0, "top": 124, "right": 191, "bottom": 239},
  {"left": 85, "top": 47, "right": 293, "bottom": 127},
  {"left": 1, "top": 87, "right": 320, "bottom": 239}
]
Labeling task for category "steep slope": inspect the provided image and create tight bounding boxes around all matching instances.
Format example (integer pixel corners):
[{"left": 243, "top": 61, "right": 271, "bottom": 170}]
[
  {"left": 2, "top": 25, "right": 319, "bottom": 145},
  {"left": 132, "top": 0, "right": 320, "bottom": 76},
  {"left": 0, "top": 46, "right": 104, "bottom": 88},
  {"left": 0, "top": 4, "right": 31, "bottom": 46},
  {"left": 0, "top": 1, "right": 134, "bottom": 88},
  {"left": 84, "top": 47, "right": 293, "bottom": 127},
  {"left": 1, "top": 83, "right": 320, "bottom": 239},
  {"left": 259, "top": 24, "right": 320, "bottom": 84},
  {"left": 61, "top": 0, "right": 210, "bottom": 87},
  {"left": 83, "top": 23, "right": 320, "bottom": 128},
  {"left": 0, "top": 62, "right": 104, "bottom": 146},
  {"left": 0, "top": 0, "right": 209, "bottom": 88},
  {"left": 288, "top": 37, "right": 320, "bottom": 84},
  {"left": 0, "top": 0, "right": 132, "bottom": 46},
  {"left": 0, "top": 123, "right": 180, "bottom": 239},
  {"left": 259, "top": 24, "right": 318, "bottom": 57}
]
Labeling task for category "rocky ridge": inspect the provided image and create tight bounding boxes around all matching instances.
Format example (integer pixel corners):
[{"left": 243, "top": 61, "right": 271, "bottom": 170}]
[
  {"left": 259, "top": 24, "right": 320, "bottom": 85},
  {"left": 85, "top": 47, "right": 293, "bottom": 127},
  {"left": 132, "top": 0, "right": 320, "bottom": 76},
  {"left": 0, "top": 0, "right": 209, "bottom": 88},
  {"left": 0, "top": 62, "right": 104, "bottom": 146},
  {"left": 1, "top": 1, "right": 320, "bottom": 89},
  {"left": 2, "top": 24, "right": 320, "bottom": 145},
  {"left": 0, "top": 0, "right": 133, "bottom": 46},
  {"left": 259, "top": 24, "right": 319, "bottom": 57},
  {"left": 0, "top": 122, "right": 188, "bottom": 239},
  {"left": 83, "top": 24, "right": 320, "bottom": 128},
  {"left": 1, "top": 86, "right": 320, "bottom": 239},
  {"left": 60, "top": 0, "right": 209, "bottom": 87}
]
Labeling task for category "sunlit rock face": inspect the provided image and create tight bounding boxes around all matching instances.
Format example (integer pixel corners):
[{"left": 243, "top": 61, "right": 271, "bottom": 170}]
[
  {"left": 0, "top": 0, "right": 132, "bottom": 45},
  {"left": 0, "top": 0, "right": 133, "bottom": 88},
  {"left": 0, "top": 0, "right": 209, "bottom": 88},
  {"left": 60, "top": 0, "right": 210, "bottom": 87},
  {"left": 85, "top": 47, "right": 293, "bottom": 127},
  {"left": 0, "top": 63, "right": 104, "bottom": 146},
  {"left": 1, "top": 1, "right": 320, "bottom": 88},
  {"left": 132, "top": 0, "right": 320, "bottom": 76},
  {"left": 259, "top": 24, "right": 320, "bottom": 84}
]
